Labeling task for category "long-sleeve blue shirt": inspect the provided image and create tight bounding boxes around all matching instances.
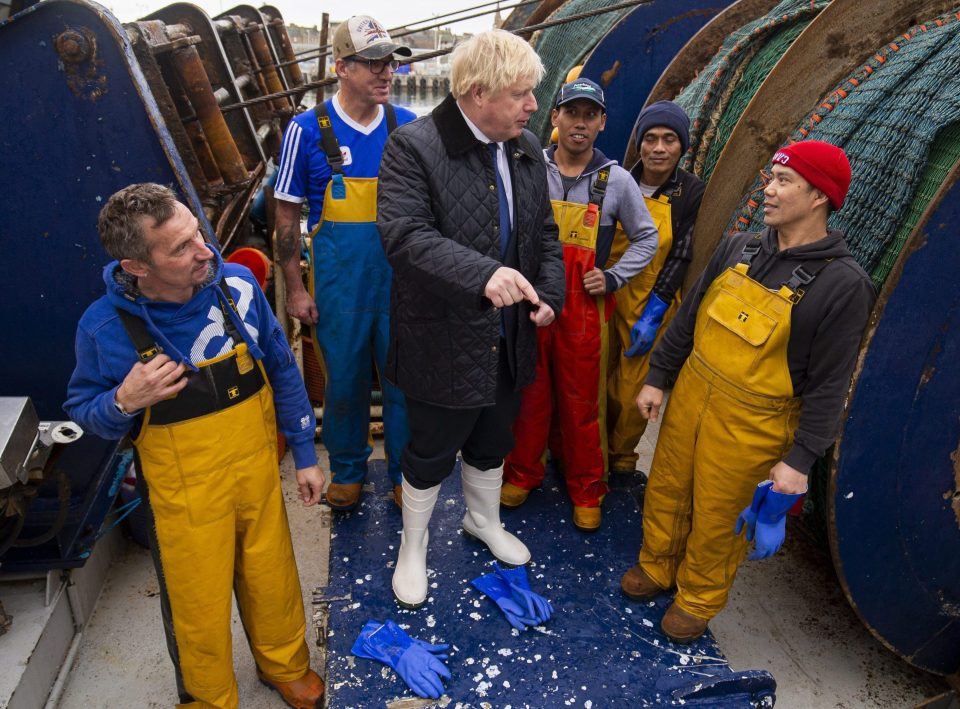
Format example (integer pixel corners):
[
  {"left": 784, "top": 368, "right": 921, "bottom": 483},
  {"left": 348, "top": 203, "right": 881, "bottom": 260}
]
[{"left": 64, "top": 246, "right": 318, "bottom": 469}]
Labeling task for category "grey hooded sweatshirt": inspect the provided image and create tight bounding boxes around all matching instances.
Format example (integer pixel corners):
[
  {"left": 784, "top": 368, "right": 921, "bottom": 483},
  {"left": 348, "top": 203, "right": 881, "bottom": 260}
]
[{"left": 544, "top": 145, "right": 660, "bottom": 292}]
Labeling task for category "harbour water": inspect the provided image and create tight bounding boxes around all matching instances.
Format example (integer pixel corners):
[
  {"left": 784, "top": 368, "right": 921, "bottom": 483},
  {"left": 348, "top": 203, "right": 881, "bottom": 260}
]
[{"left": 314, "top": 84, "right": 445, "bottom": 116}]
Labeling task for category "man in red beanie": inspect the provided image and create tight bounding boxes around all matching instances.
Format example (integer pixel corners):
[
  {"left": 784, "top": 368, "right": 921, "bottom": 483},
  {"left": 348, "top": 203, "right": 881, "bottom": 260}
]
[{"left": 619, "top": 140, "right": 875, "bottom": 643}]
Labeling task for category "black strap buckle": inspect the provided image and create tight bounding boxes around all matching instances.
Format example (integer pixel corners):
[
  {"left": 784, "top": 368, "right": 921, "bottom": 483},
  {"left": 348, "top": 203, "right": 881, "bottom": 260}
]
[
  {"left": 784, "top": 264, "right": 820, "bottom": 303},
  {"left": 739, "top": 237, "right": 762, "bottom": 265}
]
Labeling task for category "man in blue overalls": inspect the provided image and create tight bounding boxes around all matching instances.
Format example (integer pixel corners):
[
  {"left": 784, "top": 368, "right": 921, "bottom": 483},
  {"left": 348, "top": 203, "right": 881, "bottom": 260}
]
[{"left": 274, "top": 15, "right": 417, "bottom": 510}]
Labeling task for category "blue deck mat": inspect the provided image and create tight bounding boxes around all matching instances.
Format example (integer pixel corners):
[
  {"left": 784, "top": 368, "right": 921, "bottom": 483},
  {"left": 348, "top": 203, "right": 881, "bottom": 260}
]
[{"left": 321, "top": 461, "right": 775, "bottom": 707}]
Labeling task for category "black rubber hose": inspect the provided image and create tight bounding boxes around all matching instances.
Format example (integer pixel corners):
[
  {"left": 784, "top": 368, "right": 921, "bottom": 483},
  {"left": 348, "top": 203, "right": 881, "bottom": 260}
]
[{"left": 12, "top": 469, "right": 72, "bottom": 548}]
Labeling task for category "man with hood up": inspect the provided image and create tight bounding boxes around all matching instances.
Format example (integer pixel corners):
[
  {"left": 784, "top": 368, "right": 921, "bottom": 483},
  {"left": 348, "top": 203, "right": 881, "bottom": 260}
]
[
  {"left": 65, "top": 183, "right": 325, "bottom": 709},
  {"left": 500, "top": 77, "right": 659, "bottom": 531},
  {"left": 619, "top": 141, "right": 875, "bottom": 644}
]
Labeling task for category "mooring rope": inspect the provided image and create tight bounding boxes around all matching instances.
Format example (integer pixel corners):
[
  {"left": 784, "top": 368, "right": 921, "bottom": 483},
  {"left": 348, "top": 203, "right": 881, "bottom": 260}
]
[{"left": 700, "top": 20, "right": 809, "bottom": 180}]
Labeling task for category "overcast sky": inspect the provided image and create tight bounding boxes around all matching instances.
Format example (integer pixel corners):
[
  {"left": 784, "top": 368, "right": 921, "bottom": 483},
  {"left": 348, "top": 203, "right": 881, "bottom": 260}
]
[{"left": 101, "top": 0, "right": 499, "bottom": 35}]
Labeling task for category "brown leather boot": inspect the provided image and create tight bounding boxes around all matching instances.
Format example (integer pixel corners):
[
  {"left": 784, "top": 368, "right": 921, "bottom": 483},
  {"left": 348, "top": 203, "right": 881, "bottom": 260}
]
[
  {"left": 572, "top": 505, "right": 601, "bottom": 532},
  {"left": 499, "top": 482, "right": 530, "bottom": 509},
  {"left": 620, "top": 564, "right": 666, "bottom": 601},
  {"left": 661, "top": 602, "right": 708, "bottom": 644},
  {"left": 393, "top": 484, "right": 402, "bottom": 509},
  {"left": 325, "top": 482, "right": 362, "bottom": 510},
  {"left": 260, "top": 668, "right": 325, "bottom": 708}
]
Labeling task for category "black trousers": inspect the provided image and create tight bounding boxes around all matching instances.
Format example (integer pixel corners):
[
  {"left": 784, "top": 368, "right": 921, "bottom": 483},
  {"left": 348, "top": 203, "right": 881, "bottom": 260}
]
[{"left": 402, "top": 347, "right": 522, "bottom": 489}]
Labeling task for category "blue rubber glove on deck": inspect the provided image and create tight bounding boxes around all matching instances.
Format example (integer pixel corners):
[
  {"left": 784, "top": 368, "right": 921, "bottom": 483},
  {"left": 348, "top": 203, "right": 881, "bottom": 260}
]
[
  {"left": 494, "top": 563, "right": 553, "bottom": 624},
  {"left": 734, "top": 480, "right": 773, "bottom": 542},
  {"left": 625, "top": 293, "right": 670, "bottom": 357},
  {"left": 472, "top": 572, "right": 539, "bottom": 631},
  {"left": 748, "top": 487, "right": 804, "bottom": 560},
  {"left": 352, "top": 619, "right": 451, "bottom": 699}
]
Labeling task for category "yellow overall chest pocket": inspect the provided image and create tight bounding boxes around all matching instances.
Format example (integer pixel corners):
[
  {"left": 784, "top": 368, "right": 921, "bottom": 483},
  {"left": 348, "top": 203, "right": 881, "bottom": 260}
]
[{"left": 702, "top": 289, "right": 780, "bottom": 374}]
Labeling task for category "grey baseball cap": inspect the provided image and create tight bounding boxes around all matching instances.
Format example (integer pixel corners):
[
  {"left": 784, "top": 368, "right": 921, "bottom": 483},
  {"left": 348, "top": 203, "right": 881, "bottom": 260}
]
[{"left": 332, "top": 15, "right": 412, "bottom": 61}]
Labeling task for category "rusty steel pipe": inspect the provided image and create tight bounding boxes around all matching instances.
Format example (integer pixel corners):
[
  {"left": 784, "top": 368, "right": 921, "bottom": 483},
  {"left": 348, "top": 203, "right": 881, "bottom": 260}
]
[
  {"left": 270, "top": 20, "right": 303, "bottom": 87},
  {"left": 246, "top": 25, "right": 289, "bottom": 114},
  {"left": 170, "top": 44, "right": 248, "bottom": 185},
  {"left": 165, "top": 67, "right": 225, "bottom": 187},
  {"left": 233, "top": 73, "right": 253, "bottom": 92},
  {"left": 164, "top": 23, "right": 194, "bottom": 40},
  {"left": 184, "top": 121, "right": 225, "bottom": 185}
]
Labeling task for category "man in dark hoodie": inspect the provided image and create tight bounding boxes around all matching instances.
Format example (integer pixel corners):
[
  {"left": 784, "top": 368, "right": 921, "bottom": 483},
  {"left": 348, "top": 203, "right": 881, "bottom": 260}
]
[
  {"left": 619, "top": 142, "right": 875, "bottom": 643},
  {"left": 65, "top": 183, "right": 325, "bottom": 708},
  {"left": 501, "top": 77, "right": 659, "bottom": 532}
]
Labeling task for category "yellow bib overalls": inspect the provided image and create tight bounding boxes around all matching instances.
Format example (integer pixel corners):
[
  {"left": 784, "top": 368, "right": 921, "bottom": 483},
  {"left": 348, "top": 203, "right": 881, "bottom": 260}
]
[
  {"left": 606, "top": 194, "right": 680, "bottom": 471},
  {"left": 639, "top": 250, "right": 804, "bottom": 620},
  {"left": 124, "top": 304, "right": 309, "bottom": 708}
]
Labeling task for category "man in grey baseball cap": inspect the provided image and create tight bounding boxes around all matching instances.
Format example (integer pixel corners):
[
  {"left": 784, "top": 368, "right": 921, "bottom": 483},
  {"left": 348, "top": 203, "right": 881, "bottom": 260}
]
[{"left": 274, "top": 16, "right": 416, "bottom": 511}]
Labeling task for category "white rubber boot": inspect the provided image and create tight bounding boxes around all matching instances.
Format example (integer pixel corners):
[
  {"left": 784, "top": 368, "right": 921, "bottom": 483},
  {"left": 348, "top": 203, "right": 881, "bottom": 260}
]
[
  {"left": 392, "top": 479, "right": 440, "bottom": 609},
  {"left": 460, "top": 461, "right": 531, "bottom": 566}
]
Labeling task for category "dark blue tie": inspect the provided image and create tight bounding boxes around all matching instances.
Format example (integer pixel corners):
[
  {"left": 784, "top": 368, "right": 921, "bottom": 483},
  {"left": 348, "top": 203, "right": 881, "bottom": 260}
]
[{"left": 489, "top": 142, "right": 510, "bottom": 258}]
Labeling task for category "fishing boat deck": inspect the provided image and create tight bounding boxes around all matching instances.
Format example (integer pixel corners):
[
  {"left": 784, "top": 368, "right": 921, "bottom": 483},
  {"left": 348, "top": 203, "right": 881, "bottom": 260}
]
[{"left": 52, "top": 422, "right": 946, "bottom": 708}]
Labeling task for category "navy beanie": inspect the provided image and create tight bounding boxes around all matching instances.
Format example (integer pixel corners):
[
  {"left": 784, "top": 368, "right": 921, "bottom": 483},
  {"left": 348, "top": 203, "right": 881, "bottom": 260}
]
[{"left": 634, "top": 100, "right": 690, "bottom": 155}]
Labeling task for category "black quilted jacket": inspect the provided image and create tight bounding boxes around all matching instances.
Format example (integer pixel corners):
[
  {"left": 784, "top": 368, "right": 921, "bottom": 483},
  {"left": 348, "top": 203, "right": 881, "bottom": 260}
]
[{"left": 378, "top": 93, "right": 565, "bottom": 408}]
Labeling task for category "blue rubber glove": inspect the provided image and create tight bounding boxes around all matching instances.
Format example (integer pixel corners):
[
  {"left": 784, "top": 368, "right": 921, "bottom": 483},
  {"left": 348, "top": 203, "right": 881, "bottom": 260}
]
[
  {"left": 748, "top": 487, "right": 804, "bottom": 560},
  {"left": 494, "top": 563, "right": 553, "bottom": 624},
  {"left": 351, "top": 619, "right": 451, "bottom": 699},
  {"left": 625, "top": 293, "right": 670, "bottom": 357},
  {"left": 734, "top": 480, "right": 773, "bottom": 542},
  {"left": 472, "top": 572, "right": 539, "bottom": 631}
]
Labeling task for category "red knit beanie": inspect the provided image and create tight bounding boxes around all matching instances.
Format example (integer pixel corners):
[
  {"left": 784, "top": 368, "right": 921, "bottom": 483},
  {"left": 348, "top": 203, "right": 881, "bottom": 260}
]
[{"left": 771, "top": 140, "right": 851, "bottom": 210}]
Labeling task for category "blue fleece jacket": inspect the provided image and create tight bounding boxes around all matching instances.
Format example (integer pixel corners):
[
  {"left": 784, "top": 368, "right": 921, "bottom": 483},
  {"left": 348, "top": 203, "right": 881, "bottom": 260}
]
[{"left": 64, "top": 246, "right": 318, "bottom": 469}]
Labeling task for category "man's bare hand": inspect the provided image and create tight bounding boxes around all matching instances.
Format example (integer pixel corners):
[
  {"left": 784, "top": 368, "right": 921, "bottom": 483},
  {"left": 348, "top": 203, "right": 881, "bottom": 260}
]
[
  {"left": 769, "top": 460, "right": 808, "bottom": 495},
  {"left": 529, "top": 303, "right": 555, "bottom": 327},
  {"left": 484, "top": 267, "right": 540, "bottom": 308},
  {"left": 296, "top": 465, "right": 325, "bottom": 506},
  {"left": 636, "top": 384, "right": 664, "bottom": 422},
  {"left": 116, "top": 355, "right": 188, "bottom": 412},
  {"left": 286, "top": 287, "right": 318, "bottom": 325},
  {"left": 583, "top": 268, "right": 607, "bottom": 296}
]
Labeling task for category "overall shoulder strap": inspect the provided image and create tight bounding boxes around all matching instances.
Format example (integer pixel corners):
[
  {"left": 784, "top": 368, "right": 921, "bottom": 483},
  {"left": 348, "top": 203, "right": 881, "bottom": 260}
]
[
  {"left": 314, "top": 102, "right": 344, "bottom": 175},
  {"left": 385, "top": 103, "right": 397, "bottom": 134},
  {"left": 115, "top": 309, "right": 162, "bottom": 362},
  {"left": 782, "top": 259, "right": 834, "bottom": 303},
  {"left": 589, "top": 167, "right": 610, "bottom": 213},
  {"left": 217, "top": 277, "right": 245, "bottom": 343},
  {"left": 738, "top": 234, "right": 763, "bottom": 266}
]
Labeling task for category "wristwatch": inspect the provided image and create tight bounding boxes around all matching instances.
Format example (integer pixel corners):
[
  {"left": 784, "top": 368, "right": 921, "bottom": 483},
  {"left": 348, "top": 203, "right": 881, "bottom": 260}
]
[{"left": 114, "top": 394, "right": 138, "bottom": 417}]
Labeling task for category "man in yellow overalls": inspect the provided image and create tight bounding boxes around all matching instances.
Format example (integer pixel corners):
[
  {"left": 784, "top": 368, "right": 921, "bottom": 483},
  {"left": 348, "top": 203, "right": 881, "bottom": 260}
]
[
  {"left": 606, "top": 101, "right": 704, "bottom": 476},
  {"left": 620, "top": 141, "right": 875, "bottom": 643},
  {"left": 65, "top": 184, "right": 325, "bottom": 708}
]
